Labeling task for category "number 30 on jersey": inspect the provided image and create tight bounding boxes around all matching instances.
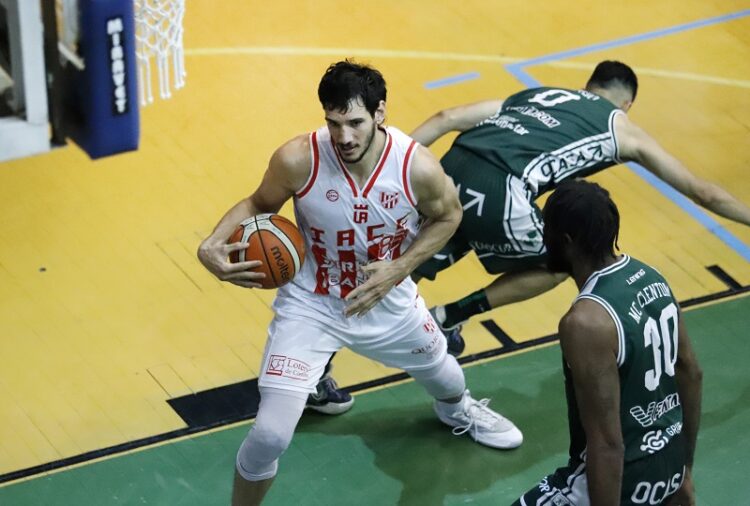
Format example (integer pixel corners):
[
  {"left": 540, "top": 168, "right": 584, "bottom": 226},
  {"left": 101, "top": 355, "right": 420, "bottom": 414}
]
[{"left": 643, "top": 303, "right": 679, "bottom": 391}]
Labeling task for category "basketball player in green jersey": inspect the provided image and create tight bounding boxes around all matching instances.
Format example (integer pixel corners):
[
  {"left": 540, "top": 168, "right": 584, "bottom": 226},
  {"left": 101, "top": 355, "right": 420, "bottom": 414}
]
[
  {"left": 410, "top": 61, "right": 750, "bottom": 354},
  {"left": 513, "top": 179, "right": 702, "bottom": 505}
]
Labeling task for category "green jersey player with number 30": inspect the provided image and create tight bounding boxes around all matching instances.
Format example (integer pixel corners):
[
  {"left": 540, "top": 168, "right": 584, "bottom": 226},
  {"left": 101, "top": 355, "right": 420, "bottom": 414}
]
[{"left": 513, "top": 180, "right": 702, "bottom": 506}]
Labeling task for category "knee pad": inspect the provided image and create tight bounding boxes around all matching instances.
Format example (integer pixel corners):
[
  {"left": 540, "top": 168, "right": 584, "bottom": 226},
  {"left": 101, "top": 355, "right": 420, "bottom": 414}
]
[
  {"left": 236, "top": 423, "right": 288, "bottom": 481},
  {"left": 407, "top": 353, "right": 465, "bottom": 400},
  {"left": 235, "top": 387, "right": 307, "bottom": 481}
]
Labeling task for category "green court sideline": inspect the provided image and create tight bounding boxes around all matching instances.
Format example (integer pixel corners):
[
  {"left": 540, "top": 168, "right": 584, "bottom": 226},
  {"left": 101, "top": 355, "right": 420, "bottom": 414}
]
[{"left": 2, "top": 295, "right": 748, "bottom": 505}]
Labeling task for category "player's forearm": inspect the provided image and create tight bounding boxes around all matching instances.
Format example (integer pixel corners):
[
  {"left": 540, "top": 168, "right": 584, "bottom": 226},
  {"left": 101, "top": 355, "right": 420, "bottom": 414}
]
[
  {"left": 199, "top": 198, "right": 257, "bottom": 257},
  {"left": 196, "top": 197, "right": 262, "bottom": 280},
  {"left": 676, "top": 362, "right": 703, "bottom": 468},
  {"left": 410, "top": 112, "right": 454, "bottom": 147},
  {"left": 485, "top": 270, "right": 568, "bottom": 307},
  {"left": 586, "top": 443, "right": 624, "bottom": 505},
  {"left": 693, "top": 182, "right": 750, "bottom": 226},
  {"left": 411, "top": 101, "right": 502, "bottom": 147},
  {"left": 634, "top": 143, "right": 750, "bottom": 226}
]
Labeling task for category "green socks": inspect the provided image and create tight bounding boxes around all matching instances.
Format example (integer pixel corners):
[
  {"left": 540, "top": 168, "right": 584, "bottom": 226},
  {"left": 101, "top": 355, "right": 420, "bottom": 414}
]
[{"left": 443, "top": 289, "right": 491, "bottom": 328}]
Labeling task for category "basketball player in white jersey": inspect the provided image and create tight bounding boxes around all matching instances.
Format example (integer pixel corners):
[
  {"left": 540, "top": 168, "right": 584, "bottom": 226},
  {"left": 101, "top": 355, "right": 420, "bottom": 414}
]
[{"left": 198, "top": 61, "right": 523, "bottom": 506}]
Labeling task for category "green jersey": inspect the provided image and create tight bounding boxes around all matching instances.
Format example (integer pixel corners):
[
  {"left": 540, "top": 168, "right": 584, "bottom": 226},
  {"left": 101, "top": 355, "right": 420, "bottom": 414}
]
[
  {"left": 515, "top": 260, "right": 689, "bottom": 505},
  {"left": 567, "top": 255, "right": 684, "bottom": 467},
  {"left": 453, "top": 86, "right": 624, "bottom": 197}
]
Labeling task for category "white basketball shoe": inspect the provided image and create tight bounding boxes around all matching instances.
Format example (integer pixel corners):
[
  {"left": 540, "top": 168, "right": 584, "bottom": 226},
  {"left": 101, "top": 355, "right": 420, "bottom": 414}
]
[{"left": 434, "top": 390, "right": 523, "bottom": 449}]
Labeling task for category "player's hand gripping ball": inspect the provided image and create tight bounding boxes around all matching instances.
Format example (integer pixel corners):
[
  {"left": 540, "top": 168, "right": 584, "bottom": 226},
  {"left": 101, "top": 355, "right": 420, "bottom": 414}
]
[{"left": 228, "top": 214, "right": 305, "bottom": 289}]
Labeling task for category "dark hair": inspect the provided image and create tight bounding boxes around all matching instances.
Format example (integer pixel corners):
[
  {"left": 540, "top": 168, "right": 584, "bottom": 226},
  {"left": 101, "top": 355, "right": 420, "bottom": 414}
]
[
  {"left": 543, "top": 180, "right": 620, "bottom": 264},
  {"left": 317, "top": 60, "right": 387, "bottom": 116},
  {"left": 586, "top": 60, "right": 638, "bottom": 101}
]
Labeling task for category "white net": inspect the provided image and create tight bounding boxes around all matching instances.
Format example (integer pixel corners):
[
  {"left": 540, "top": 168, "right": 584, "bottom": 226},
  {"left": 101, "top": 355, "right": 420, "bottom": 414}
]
[
  {"left": 134, "top": 0, "right": 186, "bottom": 105},
  {"left": 54, "top": 0, "right": 186, "bottom": 105}
]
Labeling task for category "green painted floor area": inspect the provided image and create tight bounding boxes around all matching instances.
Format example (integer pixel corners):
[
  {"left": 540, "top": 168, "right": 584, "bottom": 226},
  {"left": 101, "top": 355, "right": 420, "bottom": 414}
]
[{"left": 2, "top": 296, "right": 749, "bottom": 505}]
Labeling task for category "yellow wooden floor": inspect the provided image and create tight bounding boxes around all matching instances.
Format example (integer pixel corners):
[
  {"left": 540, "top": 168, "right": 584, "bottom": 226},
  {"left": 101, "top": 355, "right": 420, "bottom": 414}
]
[{"left": 1, "top": 0, "right": 749, "bottom": 479}]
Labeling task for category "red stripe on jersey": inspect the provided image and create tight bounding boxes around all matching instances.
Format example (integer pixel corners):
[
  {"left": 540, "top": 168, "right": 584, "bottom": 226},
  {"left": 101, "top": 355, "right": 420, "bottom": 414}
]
[
  {"left": 332, "top": 140, "right": 359, "bottom": 197},
  {"left": 402, "top": 140, "right": 417, "bottom": 207},
  {"left": 312, "top": 243, "right": 330, "bottom": 295},
  {"left": 297, "top": 132, "right": 320, "bottom": 199},
  {"left": 361, "top": 131, "right": 393, "bottom": 198}
]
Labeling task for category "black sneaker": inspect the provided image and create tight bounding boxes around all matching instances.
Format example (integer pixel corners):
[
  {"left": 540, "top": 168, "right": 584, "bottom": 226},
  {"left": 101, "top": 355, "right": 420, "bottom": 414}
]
[
  {"left": 429, "top": 306, "right": 466, "bottom": 357},
  {"left": 306, "top": 375, "right": 354, "bottom": 415}
]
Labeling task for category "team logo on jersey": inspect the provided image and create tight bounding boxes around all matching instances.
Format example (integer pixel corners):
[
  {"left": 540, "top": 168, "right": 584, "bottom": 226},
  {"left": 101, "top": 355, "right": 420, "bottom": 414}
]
[
  {"left": 379, "top": 191, "right": 399, "bottom": 209},
  {"left": 640, "top": 429, "right": 669, "bottom": 454},
  {"left": 326, "top": 189, "right": 339, "bottom": 202},
  {"left": 353, "top": 203, "right": 369, "bottom": 223}
]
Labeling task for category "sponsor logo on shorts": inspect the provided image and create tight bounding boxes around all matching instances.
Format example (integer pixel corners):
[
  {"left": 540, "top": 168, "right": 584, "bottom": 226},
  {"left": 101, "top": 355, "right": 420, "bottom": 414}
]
[
  {"left": 640, "top": 429, "right": 669, "bottom": 454},
  {"left": 265, "top": 354, "right": 311, "bottom": 381},
  {"left": 423, "top": 319, "right": 437, "bottom": 334},
  {"left": 326, "top": 189, "right": 339, "bottom": 202},
  {"left": 266, "top": 354, "right": 286, "bottom": 376},
  {"left": 469, "top": 240, "right": 517, "bottom": 254},
  {"left": 411, "top": 332, "right": 440, "bottom": 356},
  {"left": 284, "top": 358, "right": 311, "bottom": 380},
  {"left": 534, "top": 478, "right": 571, "bottom": 504},
  {"left": 551, "top": 496, "right": 572, "bottom": 506},
  {"left": 538, "top": 477, "right": 552, "bottom": 493},
  {"left": 631, "top": 469, "right": 685, "bottom": 505}
]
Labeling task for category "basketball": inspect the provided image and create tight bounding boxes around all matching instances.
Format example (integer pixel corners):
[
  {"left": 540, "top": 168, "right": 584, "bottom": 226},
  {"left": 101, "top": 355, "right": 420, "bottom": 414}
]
[{"left": 228, "top": 214, "right": 305, "bottom": 289}]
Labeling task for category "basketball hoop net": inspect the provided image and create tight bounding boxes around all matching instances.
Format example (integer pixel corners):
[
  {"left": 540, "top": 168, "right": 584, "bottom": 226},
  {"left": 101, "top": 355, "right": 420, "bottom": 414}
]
[
  {"left": 55, "top": 0, "right": 186, "bottom": 106},
  {"left": 134, "top": 0, "right": 186, "bottom": 105}
]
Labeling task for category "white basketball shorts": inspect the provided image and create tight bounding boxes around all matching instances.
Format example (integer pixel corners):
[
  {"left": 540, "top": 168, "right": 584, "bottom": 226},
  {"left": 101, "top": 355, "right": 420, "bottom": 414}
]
[{"left": 257, "top": 287, "right": 447, "bottom": 394}]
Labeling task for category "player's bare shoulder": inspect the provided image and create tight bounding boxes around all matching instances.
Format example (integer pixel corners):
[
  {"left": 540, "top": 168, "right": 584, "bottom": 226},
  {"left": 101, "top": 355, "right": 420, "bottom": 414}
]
[
  {"left": 612, "top": 112, "right": 649, "bottom": 162},
  {"left": 409, "top": 144, "right": 456, "bottom": 203},
  {"left": 268, "top": 133, "right": 314, "bottom": 193},
  {"left": 560, "top": 298, "right": 619, "bottom": 358}
]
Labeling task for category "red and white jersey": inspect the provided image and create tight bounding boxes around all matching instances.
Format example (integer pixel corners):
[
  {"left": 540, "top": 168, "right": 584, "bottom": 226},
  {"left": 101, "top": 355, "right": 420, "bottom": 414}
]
[{"left": 279, "top": 125, "right": 421, "bottom": 307}]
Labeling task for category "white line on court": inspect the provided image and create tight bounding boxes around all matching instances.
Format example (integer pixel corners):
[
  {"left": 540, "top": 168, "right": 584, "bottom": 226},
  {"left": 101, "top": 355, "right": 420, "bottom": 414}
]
[
  {"left": 185, "top": 46, "right": 522, "bottom": 64},
  {"left": 185, "top": 46, "right": 750, "bottom": 89},
  {"left": 547, "top": 60, "right": 750, "bottom": 89}
]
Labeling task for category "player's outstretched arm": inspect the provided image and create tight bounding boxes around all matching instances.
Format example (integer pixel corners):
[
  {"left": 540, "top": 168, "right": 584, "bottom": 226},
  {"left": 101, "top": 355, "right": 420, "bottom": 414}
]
[
  {"left": 560, "top": 300, "right": 624, "bottom": 506},
  {"left": 344, "top": 146, "right": 462, "bottom": 316},
  {"left": 410, "top": 100, "right": 503, "bottom": 147},
  {"left": 197, "top": 135, "right": 312, "bottom": 288},
  {"left": 615, "top": 115, "right": 750, "bottom": 226}
]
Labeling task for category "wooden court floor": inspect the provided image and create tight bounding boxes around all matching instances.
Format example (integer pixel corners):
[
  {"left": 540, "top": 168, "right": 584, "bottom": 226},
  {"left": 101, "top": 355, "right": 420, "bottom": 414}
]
[
  {"left": 0, "top": 296, "right": 748, "bottom": 505},
  {"left": 0, "top": 0, "right": 749, "bottom": 494}
]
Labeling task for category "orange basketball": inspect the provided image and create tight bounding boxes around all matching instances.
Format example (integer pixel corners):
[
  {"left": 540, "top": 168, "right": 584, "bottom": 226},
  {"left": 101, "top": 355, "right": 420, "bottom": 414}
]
[{"left": 228, "top": 213, "right": 305, "bottom": 289}]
